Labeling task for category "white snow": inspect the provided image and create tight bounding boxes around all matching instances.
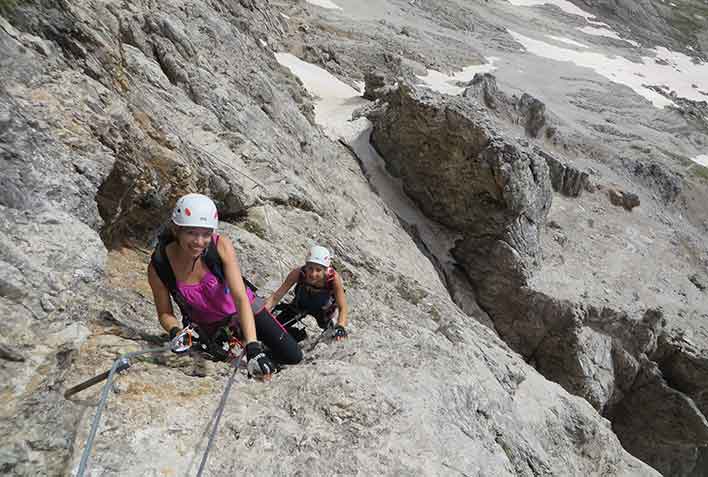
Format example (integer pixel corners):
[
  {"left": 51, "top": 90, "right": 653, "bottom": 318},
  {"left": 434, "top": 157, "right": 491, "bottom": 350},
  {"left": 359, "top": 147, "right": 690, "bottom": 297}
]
[
  {"left": 507, "top": 0, "right": 595, "bottom": 20},
  {"left": 306, "top": 0, "right": 342, "bottom": 10},
  {"left": 275, "top": 52, "right": 363, "bottom": 138},
  {"left": 579, "top": 26, "right": 640, "bottom": 47},
  {"left": 417, "top": 59, "right": 499, "bottom": 95},
  {"left": 274, "top": 52, "right": 460, "bottom": 273},
  {"left": 510, "top": 0, "right": 641, "bottom": 48},
  {"left": 546, "top": 35, "right": 589, "bottom": 48},
  {"left": 692, "top": 155, "right": 708, "bottom": 167},
  {"left": 586, "top": 19, "right": 612, "bottom": 28},
  {"left": 510, "top": 30, "right": 708, "bottom": 108},
  {"left": 275, "top": 52, "right": 359, "bottom": 100}
]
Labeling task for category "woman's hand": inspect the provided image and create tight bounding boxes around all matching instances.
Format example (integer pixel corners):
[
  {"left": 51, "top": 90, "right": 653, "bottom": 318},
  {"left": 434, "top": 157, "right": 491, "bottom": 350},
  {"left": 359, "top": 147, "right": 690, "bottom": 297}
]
[
  {"left": 245, "top": 342, "right": 275, "bottom": 379},
  {"left": 333, "top": 324, "right": 348, "bottom": 341}
]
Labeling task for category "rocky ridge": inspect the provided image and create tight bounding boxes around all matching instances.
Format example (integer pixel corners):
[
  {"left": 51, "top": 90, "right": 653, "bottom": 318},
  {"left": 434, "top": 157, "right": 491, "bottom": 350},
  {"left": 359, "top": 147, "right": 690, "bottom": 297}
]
[{"left": 1, "top": 0, "right": 708, "bottom": 476}]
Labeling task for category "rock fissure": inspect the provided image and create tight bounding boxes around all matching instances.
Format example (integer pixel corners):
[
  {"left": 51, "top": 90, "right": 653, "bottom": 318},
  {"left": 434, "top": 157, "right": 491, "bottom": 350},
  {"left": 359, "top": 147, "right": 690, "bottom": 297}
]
[{"left": 367, "top": 75, "right": 708, "bottom": 476}]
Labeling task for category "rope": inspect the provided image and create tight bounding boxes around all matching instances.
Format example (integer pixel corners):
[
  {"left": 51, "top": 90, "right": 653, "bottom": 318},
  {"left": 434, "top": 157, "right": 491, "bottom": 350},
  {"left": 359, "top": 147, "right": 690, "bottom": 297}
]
[
  {"left": 77, "top": 345, "right": 170, "bottom": 477},
  {"left": 177, "top": 135, "right": 266, "bottom": 190},
  {"left": 261, "top": 200, "right": 286, "bottom": 282},
  {"left": 196, "top": 351, "right": 246, "bottom": 477}
]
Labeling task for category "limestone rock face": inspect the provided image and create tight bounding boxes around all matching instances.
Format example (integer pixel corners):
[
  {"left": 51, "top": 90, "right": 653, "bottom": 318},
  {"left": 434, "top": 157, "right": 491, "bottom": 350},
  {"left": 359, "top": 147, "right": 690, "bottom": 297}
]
[
  {"left": 369, "top": 83, "right": 552, "bottom": 290},
  {"left": 535, "top": 147, "right": 590, "bottom": 197},
  {"left": 367, "top": 74, "right": 708, "bottom": 477},
  {"left": 2, "top": 0, "right": 706, "bottom": 476},
  {"left": 463, "top": 73, "right": 550, "bottom": 139}
]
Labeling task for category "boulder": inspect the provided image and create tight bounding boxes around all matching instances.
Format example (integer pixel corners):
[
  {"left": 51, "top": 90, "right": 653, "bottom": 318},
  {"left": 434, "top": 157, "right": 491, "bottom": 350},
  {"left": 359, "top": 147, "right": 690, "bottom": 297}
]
[
  {"left": 369, "top": 83, "right": 552, "bottom": 291},
  {"left": 535, "top": 147, "right": 591, "bottom": 197},
  {"left": 608, "top": 187, "right": 641, "bottom": 211}
]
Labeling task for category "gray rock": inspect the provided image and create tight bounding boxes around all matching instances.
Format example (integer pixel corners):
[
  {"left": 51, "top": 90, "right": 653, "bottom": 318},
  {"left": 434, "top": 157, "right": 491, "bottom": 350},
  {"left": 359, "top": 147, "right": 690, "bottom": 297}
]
[
  {"left": 535, "top": 147, "right": 590, "bottom": 197},
  {"left": 610, "top": 358, "right": 708, "bottom": 477},
  {"left": 0, "top": 344, "right": 25, "bottom": 362},
  {"left": 363, "top": 70, "right": 388, "bottom": 101},
  {"left": 689, "top": 273, "right": 707, "bottom": 291},
  {"left": 2, "top": 0, "right": 704, "bottom": 476},
  {"left": 463, "top": 73, "right": 552, "bottom": 138},
  {"left": 607, "top": 187, "right": 641, "bottom": 211}
]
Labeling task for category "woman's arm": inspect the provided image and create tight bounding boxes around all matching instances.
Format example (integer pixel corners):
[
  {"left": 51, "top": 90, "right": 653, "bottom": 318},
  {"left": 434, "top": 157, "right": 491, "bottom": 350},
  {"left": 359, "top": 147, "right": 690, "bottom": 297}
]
[
  {"left": 147, "top": 263, "right": 181, "bottom": 334},
  {"left": 217, "top": 235, "right": 258, "bottom": 344},
  {"left": 333, "top": 272, "right": 348, "bottom": 327},
  {"left": 264, "top": 268, "right": 300, "bottom": 310}
]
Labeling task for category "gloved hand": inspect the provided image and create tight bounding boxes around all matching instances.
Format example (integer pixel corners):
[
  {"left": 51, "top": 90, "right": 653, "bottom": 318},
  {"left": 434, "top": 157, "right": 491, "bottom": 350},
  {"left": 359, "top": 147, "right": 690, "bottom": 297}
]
[
  {"left": 333, "top": 325, "right": 348, "bottom": 341},
  {"left": 245, "top": 342, "right": 275, "bottom": 379}
]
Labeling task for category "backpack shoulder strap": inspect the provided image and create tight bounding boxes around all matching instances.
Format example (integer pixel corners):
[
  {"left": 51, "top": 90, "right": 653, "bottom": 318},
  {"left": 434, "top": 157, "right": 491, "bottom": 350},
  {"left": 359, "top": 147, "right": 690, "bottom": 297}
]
[
  {"left": 204, "top": 234, "right": 258, "bottom": 293},
  {"left": 151, "top": 241, "right": 178, "bottom": 296},
  {"left": 326, "top": 267, "right": 336, "bottom": 290},
  {"left": 204, "top": 235, "right": 226, "bottom": 282},
  {"left": 150, "top": 240, "right": 192, "bottom": 324}
]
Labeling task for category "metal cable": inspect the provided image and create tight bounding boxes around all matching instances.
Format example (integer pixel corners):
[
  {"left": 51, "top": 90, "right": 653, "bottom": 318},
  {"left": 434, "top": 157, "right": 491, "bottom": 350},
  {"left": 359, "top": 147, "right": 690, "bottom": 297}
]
[
  {"left": 77, "top": 345, "right": 170, "bottom": 477},
  {"left": 196, "top": 351, "right": 246, "bottom": 477}
]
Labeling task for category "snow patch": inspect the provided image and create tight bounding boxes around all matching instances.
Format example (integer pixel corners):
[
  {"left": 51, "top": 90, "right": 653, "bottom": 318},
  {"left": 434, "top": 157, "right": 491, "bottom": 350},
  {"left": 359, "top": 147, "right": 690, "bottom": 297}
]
[
  {"left": 275, "top": 52, "right": 363, "bottom": 139},
  {"left": 274, "top": 52, "right": 460, "bottom": 274},
  {"left": 546, "top": 35, "right": 589, "bottom": 48},
  {"left": 507, "top": 0, "right": 594, "bottom": 20},
  {"left": 275, "top": 53, "right": 359, "bottom": 99},
  {"left": 417, "top": 59, "right": 499, "bottom": 95},
  {"left": 306, "top": 0, "right": 342, "bottom": 10},
  {"left": 692, "top": 155, "right": 708, "bottom": 167},
  {"left": 511, "top": 0, "right": 640, "bottom": 48},
  {"left": 579, "top": 26, "right": 640, "bottom": 47},
  {"left": 510, "top": 31, "right": 708, "bottom": 108}
]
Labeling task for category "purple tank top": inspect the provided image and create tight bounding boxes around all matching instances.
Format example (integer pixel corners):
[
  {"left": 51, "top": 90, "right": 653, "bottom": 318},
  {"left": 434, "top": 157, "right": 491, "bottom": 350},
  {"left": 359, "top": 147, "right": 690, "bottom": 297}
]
[{"left": 176, "top": 269, "right": 255, "bottom": 326}]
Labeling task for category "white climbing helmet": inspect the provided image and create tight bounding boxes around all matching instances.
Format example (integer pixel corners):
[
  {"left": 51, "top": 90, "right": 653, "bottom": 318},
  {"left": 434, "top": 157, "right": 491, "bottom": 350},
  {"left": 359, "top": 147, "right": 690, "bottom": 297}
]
[
  {"left": 172, "top": 193, "right": 218, "bottom": 229},
  {"left": 306, "top": 245, "right": 331, "bottom": 268}
]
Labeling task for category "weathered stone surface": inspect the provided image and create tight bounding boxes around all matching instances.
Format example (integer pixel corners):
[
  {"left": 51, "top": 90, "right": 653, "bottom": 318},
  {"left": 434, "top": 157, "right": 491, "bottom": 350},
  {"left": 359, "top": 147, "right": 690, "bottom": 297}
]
[
  {"left": 535, "top": 147, "right": 591, "bottom": 197},
  {"left": 689, "top": 272, "right": 707, "bottom": 291},
  {"left": 3, "top": 0, "right": 708, "bottom": 475},
  {"left": 610, "top": 358, "right": 708, "bottom": 477},
  {"left": 367, "top": 68, "right": 708, "bottom": 477},
  {"left": 462, "top": 73, "right": 551, "bottom": 138},
  {"left": 363, "top": 70, "right": 388, "bottom": 101},
  {"left": 369, "top": 83, "right": 552, "bottom": 293},
  {"left": 0, "top": 343, "right": 25, "bottom": 362},
  {"left": 608, "top": 187, "right": 641, "bottom": 211}
]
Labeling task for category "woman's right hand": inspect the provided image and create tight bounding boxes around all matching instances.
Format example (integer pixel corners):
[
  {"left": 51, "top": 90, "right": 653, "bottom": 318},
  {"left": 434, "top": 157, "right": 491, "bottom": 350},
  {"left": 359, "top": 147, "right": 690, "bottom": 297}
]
[{"left": 245, "top": 342, "right": 275, "bottom": 379}]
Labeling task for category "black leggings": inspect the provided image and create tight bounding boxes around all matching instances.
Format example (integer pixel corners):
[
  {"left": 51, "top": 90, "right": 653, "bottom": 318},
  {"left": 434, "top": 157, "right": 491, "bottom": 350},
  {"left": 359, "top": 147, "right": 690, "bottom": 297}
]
[
  {"left": 253, "top": 307, "right": 303, "bottom": 364},
  {"left": 275, "top": 303, "right": 334, "bottom": 330}
]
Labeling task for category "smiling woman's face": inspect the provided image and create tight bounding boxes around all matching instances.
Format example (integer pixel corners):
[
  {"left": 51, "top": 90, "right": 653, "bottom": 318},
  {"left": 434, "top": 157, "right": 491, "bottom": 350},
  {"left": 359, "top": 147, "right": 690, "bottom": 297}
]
[
  {"left": 175, "top": 227, "right": 213, "bottom": 258},
  {"left": 304, "top": 262, "right": 327, "bottom": 285}
]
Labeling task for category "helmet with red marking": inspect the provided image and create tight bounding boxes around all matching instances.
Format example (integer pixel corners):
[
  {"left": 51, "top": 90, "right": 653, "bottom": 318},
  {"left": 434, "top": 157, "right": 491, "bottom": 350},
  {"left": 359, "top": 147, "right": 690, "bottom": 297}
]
[
  {"left": 306, "top": 245, "right": 331, "bottom": 268},
  {"left": 172, "top": 193, "right": 218, "bottom": 229}
]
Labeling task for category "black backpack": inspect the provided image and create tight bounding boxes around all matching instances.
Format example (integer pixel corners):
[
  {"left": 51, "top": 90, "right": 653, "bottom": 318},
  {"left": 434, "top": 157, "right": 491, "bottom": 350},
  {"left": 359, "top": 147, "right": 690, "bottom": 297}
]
[{"left": 150, "top": 230, "right": 257, "bottom": 326}]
